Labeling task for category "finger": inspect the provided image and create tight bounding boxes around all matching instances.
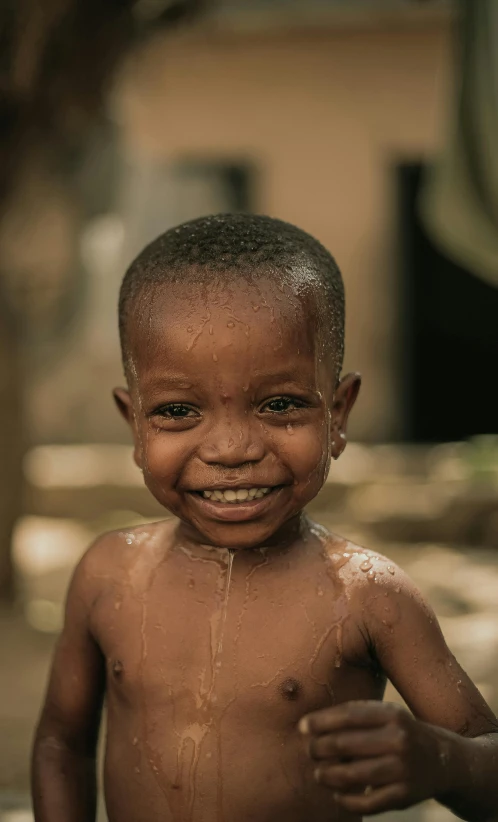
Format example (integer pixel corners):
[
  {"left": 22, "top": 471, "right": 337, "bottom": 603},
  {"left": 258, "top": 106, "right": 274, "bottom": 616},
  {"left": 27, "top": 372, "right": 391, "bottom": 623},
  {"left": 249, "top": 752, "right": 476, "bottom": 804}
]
[
  {"left": 309, "top": 726, "right": 401, "bottom": 761},
  {"left": 333, "top": 782, "right": 408, "bottom": 815},
  {"left": 314, "top": 755, "right": 402, "bottom": 792},
  {"left": 300, "top": 701, "right": 400, "bottom": 735}
]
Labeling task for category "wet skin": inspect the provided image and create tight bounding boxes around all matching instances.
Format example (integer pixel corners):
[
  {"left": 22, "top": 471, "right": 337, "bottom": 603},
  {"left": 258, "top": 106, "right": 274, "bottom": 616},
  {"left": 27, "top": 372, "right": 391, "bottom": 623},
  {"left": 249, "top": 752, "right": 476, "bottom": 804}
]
[{"left": 32, "top": 282, "right": 498, "bottom": 822}]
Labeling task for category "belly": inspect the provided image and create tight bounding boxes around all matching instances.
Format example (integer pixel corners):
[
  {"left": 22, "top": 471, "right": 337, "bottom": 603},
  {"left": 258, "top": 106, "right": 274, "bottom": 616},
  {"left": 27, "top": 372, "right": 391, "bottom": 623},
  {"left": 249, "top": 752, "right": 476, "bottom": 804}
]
[{"left": 103, "top": 695, "right": 364, "bottom": 822}]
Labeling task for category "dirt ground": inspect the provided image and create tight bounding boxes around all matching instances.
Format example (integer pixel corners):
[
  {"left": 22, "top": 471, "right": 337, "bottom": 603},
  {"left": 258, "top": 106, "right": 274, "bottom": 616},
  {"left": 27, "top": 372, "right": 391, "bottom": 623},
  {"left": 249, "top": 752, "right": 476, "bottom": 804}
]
[{"left": 2, "top": 523, "right": 498, "bottom": 822}]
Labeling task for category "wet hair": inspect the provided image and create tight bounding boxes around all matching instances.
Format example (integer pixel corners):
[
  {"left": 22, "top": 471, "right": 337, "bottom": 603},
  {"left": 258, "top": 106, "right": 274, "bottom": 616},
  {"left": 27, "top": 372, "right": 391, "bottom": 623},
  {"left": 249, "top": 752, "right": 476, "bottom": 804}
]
[{"left": 119, "top": 213, "right": 345, "bottom": 372}]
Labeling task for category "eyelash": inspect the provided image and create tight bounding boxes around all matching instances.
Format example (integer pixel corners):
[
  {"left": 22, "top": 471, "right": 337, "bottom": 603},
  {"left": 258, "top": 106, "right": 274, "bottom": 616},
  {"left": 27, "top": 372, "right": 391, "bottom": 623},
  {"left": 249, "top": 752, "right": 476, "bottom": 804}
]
[
  {"left": 152, "top": 396, "right": 307, "bottom": 421},
  {"left": 154, "top": 403, "right": 198, "bottom": 420},
  {"left": 260, "top": 396, "right": 307, "bottom": 414}
]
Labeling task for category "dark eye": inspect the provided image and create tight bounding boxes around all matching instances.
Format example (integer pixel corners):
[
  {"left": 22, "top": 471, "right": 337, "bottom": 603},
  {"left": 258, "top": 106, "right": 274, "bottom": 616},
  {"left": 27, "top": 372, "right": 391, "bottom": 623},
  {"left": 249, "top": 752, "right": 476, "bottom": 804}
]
[
  {"left": 261, "top": 396, "right": 305, "bottom": 414},
  {"left": 155, "top": 403, "right": 198, "bottom": 419}
]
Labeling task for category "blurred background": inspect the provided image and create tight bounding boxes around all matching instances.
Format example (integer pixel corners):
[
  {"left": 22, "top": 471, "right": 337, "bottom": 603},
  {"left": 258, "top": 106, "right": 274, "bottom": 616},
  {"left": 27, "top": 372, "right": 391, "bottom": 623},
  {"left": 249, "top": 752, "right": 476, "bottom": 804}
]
[{"left": 1, "top": 0, "right": 497, "bottom": 820}]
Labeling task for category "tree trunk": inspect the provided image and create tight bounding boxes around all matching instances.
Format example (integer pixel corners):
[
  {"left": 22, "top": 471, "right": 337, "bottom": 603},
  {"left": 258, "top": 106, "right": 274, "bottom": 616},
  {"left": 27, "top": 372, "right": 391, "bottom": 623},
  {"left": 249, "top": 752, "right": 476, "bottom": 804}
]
[{"left": 0, "top": 309, "right": 24, "bottom": 600}]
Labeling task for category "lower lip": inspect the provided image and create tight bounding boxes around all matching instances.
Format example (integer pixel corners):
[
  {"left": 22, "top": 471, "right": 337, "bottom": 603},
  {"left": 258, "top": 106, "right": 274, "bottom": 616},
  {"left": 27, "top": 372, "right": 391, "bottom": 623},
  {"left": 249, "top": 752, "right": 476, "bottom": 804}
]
[{"left": 187, "top": 488, "right": 284, "bottom": 522}]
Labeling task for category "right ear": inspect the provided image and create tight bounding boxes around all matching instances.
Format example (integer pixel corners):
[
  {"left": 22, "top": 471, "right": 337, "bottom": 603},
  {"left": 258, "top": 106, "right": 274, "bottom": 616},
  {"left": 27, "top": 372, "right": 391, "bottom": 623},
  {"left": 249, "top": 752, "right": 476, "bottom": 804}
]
[
  {"left": 113, "top": 387, "right": 143, "bottom": 470},
  {"left": 113, "top": 387, "right": 133, "bottom": 424}
]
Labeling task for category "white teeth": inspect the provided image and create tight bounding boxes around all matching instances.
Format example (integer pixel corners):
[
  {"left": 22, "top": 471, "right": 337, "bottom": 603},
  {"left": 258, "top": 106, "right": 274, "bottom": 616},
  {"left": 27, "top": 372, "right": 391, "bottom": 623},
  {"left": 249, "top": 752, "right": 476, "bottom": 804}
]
[{"left": 201, "top": 487, "right": 272, "bottom": 503}]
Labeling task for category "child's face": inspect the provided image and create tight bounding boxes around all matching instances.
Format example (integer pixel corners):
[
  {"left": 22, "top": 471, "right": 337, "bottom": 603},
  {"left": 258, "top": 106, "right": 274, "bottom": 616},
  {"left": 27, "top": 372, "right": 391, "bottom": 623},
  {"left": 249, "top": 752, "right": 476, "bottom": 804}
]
[{"left": 115, "top": 278, "right": 359, "bottom": 549}]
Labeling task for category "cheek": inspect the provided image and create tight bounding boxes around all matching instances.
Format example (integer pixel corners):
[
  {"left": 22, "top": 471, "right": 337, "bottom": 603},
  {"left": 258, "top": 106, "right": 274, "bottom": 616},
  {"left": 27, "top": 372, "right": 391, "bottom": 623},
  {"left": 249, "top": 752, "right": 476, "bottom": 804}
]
[
  {"left": 278, "top": 422, "right": 330, "bottom": 484},
  {"left": 139, "top": 429, "right": 188, "bottom": 487}
]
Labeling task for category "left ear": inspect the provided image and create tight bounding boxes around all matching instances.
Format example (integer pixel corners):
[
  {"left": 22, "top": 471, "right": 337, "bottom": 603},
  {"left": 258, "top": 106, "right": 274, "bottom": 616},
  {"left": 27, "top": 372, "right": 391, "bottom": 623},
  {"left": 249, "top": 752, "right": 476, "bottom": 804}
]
[{"left": 330, "top": 372, "right": 361, "bottom": 460}]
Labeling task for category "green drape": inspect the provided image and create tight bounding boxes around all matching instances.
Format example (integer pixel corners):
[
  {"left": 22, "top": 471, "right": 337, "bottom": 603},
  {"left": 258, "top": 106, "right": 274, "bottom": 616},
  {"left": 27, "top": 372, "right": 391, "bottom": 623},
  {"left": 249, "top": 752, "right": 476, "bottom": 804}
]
[{"left": 419, "top": 0, "right": 498, "bottom": 287}]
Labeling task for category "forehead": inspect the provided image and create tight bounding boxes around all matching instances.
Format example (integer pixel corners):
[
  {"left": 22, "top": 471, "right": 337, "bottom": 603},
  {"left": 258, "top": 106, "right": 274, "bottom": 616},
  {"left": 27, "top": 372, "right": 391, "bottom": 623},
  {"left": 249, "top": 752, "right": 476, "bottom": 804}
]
[{"left": 128, "top": 279, "right": 320, "bottom": 368}]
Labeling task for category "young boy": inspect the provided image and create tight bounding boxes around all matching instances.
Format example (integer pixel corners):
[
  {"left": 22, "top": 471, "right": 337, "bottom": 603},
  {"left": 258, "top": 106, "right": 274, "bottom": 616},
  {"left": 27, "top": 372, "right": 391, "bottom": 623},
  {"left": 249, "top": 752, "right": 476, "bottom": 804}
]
[{"left": 32, "top": 214, "right": 498, "bottom": 822}]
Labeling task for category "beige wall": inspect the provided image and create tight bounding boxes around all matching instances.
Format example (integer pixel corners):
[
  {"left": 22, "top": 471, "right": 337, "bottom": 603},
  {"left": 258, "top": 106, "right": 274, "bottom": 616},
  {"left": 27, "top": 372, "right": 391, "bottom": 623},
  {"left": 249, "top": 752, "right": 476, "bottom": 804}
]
[{"left": 118, "top": 22, "right": 452, "bottom": 441}]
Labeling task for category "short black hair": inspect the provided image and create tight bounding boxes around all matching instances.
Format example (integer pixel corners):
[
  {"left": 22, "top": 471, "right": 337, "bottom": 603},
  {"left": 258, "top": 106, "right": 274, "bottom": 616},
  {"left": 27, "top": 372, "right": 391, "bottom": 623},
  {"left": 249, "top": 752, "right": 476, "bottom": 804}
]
[{"left": 119, "top": 213, "right": 345, "bottom": 372}]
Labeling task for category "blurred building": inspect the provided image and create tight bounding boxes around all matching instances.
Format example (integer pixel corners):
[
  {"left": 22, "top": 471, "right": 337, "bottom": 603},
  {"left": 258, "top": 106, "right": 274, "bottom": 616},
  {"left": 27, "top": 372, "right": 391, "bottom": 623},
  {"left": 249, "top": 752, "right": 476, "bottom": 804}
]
[{"left": 29, "top": 0, "right": 464, "bottom": 446}]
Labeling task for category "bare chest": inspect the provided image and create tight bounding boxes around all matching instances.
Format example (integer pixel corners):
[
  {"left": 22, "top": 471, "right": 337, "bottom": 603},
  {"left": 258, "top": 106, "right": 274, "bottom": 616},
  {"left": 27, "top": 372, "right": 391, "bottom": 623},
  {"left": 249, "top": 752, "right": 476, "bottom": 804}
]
[{"left": 93, "top": 547, "right": 376, "bottom": 727}]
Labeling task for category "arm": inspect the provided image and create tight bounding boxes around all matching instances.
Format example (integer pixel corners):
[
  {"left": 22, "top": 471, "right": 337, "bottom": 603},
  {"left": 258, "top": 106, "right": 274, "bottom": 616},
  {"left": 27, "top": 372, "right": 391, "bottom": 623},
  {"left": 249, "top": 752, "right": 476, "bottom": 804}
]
[
  {"left": 369, "top": 564, "right": 498, "bottom": 821},
  {"left": 31, "top": 547, "right": 106, "bottom": 822},
  {"left": 301, "top": 559, "right": 498, "bottom": 821}
]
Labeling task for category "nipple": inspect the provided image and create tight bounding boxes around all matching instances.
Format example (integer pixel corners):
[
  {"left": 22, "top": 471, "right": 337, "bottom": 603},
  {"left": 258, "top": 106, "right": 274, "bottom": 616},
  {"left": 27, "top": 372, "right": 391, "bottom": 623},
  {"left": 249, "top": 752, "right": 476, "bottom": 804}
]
[{"left": 279, "top": 677, "right": 301, "bottom": 701}]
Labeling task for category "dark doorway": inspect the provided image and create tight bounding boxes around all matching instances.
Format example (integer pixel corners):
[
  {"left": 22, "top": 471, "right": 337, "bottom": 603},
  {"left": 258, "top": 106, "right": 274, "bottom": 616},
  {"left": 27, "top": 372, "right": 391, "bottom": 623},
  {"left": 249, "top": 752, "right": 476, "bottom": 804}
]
[{"left": 398, "top": 163, "right": 498, "bottom": 443}]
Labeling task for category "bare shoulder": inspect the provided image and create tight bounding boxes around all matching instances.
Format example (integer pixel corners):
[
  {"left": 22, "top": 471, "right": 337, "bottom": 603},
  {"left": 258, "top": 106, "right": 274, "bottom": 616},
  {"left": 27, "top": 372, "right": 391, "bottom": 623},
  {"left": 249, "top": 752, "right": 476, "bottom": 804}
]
[
  {"left": 320, "top": 531, "right": 430, "bottom": 616},
  {"left": 70, "top": 518, "right": 176, "bottom": 608}
]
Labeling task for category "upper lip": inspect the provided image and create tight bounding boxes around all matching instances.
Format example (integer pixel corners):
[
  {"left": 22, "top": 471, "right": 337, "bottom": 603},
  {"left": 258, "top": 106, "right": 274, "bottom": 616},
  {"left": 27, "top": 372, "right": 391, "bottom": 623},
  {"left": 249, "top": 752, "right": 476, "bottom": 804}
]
[{"left": 188, "top": 482, "right": 281, "bottom": 491}]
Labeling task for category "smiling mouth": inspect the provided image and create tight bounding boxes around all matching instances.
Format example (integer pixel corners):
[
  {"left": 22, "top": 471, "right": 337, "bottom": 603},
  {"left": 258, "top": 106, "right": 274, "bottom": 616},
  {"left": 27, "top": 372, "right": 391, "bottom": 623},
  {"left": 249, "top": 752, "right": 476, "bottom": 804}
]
[
  {"left": 196, "top": 487, "right": 273, "bottom": 504},
  {"left": 188, "top": 486, "right": 284, "bottom": 523}
]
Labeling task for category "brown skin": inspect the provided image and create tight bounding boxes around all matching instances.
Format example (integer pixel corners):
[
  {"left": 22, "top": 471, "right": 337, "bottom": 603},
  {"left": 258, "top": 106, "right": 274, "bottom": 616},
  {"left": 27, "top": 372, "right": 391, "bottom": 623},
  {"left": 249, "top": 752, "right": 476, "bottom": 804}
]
[{"left": 32, "top": 280, "right": 498, "bottom": 822}]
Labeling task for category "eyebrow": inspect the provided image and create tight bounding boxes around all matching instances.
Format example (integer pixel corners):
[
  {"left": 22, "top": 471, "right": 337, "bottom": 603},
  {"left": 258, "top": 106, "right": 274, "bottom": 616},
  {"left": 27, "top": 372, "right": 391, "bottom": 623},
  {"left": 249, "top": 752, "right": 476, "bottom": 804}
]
[
  {"left": 251, "top": 371, "right": 318, "bottom": 391},
  {"left": 141, "top": 370, "right": 319, "bottom": 395},
  {"left": 141, "top": 375, "right": 196, "bottom": 392}
]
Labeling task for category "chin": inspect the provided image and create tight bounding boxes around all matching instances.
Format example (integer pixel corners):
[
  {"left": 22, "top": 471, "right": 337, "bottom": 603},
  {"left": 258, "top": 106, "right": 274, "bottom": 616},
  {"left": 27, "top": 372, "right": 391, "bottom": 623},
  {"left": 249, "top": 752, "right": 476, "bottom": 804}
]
[{"left": 192, "top": 520, "right": 282, "bottom": 550}]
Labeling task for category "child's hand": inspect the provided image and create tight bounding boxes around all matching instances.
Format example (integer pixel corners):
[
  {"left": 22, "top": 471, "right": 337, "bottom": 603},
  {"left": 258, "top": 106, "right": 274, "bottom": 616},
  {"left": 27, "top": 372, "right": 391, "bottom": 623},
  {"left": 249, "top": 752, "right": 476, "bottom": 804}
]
[{"left": 299, "top": 700, "right": 449, "bottom": 815}]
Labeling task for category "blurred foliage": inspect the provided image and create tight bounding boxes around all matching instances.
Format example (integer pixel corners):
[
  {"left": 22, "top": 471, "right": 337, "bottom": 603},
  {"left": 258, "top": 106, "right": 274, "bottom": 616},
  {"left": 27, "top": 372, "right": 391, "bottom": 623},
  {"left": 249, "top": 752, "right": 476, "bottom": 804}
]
[{"left": 0, "top": 0, "right": 206, "bottom": 213}]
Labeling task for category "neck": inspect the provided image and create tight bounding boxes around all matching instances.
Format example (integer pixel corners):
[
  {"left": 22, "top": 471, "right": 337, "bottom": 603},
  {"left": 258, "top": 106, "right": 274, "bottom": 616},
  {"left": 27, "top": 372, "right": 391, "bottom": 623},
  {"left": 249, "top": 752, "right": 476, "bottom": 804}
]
[{"left": 174, "top": 512, "right": 311, "bottom": 560}]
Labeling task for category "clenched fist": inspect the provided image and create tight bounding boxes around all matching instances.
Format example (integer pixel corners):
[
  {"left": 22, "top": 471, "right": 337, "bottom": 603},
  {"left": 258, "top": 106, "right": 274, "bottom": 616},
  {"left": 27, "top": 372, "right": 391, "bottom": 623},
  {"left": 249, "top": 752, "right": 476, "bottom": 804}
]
[{"left": 299, "top": 700, "right": 452, "bottom": 815}]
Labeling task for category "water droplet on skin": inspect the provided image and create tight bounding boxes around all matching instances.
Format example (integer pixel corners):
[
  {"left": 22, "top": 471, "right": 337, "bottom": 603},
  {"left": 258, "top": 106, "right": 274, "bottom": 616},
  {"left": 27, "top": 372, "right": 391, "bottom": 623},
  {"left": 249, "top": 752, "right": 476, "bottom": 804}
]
[
  {"left": 187, "top": 325, "right": 193, "bottom": 333},
  {"left": 387, "top": 565, "right": 395, "bottom": 575},
  {"left": 360, "top": 559, "right": 373, "bottom": 572},
  {"left": 252, "top": 304, "right": 260, "bottom": 312},
  {"left": 133, "top": 737, "right": 138, "bottom": 746},
  {"left": 134, "top": 767, "right": 141, "bottom": 774},
  {"left": 439, "top": 748, "right": 449, "bottom": 766},
  {"left": 227, "top": 321, "right": 235, "bottom": 328},
  {"left": 209, "top": 325, "right": 214, "bottom": 335},
  {"left": 112, "top": 659, "right": 124, "bottom": 677},
  {"left": 212, "top": 353, "right": 218, "bottom": 362},
  {"left": 125, "top": 537, "right": 133, "bottom": 545},
  {"left": 228, "top": 438, "right": 234, "bottom": 448},
  {"left": 367, "top": 570, "right": 375, "bottom": 580},
  {"left": 343, "top": 552, "right": 350, "bottom": 558},
  {"left": 286, "top": 423, "right": 294, "bottom": 435},
  {"left": 395, "top": 586, "right": 401, "bottom": 593}
]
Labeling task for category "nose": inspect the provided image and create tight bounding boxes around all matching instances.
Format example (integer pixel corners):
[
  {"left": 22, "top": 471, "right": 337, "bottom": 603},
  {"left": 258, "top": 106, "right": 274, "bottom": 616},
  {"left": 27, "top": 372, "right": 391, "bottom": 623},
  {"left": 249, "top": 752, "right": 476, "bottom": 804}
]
[{"left": 198, "top": 415, "right": 265, "bottom": 467}]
